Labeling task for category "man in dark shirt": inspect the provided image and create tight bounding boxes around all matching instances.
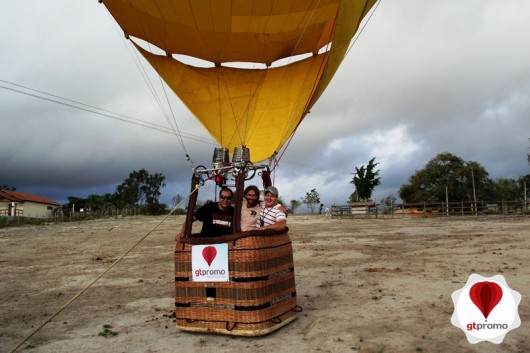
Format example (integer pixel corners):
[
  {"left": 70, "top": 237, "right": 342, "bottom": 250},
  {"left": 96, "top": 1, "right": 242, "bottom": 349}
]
[{"left": 176, "top": 187, "right": 234, "bottom": 238}]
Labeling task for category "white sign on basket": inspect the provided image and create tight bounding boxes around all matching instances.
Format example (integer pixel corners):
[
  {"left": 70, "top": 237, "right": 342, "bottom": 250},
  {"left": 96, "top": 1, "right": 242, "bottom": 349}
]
[{"left": 191, "top": 243, "right": 229, "bottom": 282}]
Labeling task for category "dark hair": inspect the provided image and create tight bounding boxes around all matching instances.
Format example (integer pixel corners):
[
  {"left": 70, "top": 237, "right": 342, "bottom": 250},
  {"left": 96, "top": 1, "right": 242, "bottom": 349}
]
[
  {"left": 244, "top": 185, "right": 260, "bottom": 197},
  {"left": 219, "top": 187, "right": 233, "bottom": 197}
]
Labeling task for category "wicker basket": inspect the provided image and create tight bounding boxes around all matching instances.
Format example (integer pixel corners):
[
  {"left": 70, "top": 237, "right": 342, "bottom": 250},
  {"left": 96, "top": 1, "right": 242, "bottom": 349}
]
[{"left": 175, "top": 229, "right": 299, "bottom": 336}]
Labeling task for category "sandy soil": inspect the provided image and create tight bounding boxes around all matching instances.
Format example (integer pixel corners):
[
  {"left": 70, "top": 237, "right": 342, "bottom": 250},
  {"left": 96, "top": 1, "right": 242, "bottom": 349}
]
[{"left": 1, "top": 215, "right": 529, "bottom": 353}]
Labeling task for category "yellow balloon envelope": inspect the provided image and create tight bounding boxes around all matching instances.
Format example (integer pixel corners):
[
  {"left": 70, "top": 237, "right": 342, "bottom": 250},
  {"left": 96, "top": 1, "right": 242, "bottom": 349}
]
[{"left": 102, "top": 0, "right": 376, "bottom": 162}]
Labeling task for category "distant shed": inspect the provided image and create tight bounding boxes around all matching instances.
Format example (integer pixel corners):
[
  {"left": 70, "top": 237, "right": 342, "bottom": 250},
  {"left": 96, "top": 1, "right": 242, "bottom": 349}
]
[
  {"left": 394, "top": 203, "right": 443, "bottom": 217},
  {"left": 350, "top": 201, "right": 377, "bottom": 215},
  {"left": 0, "top": 190, "right": 61, "bottom": 219},
  {"left": 331, "top": 201, "right": 377, "bottom": 217}
]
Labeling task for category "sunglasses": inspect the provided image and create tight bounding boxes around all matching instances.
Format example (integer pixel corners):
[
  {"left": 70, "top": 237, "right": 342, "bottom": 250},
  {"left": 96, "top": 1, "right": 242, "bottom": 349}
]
[{"left": 220, "top": 196, "right": 232, "bottom": 200}]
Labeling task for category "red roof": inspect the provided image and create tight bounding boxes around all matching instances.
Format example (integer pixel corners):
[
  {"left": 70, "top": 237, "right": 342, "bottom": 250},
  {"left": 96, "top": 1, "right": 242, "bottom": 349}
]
[{"left": 0, "top": 190, "right": 61, "bottom": 206}]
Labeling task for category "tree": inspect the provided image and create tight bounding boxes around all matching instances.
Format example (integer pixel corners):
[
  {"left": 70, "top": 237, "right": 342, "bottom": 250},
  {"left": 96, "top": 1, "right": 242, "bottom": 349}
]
[
  {"left": 348, "top": 191, "right": 359, "bottom": 204},
  {"left": 85, "top": 194, "right": 105, "bottom": 212},
  {"left": 520, "top": 174, "right": 530, "bottom": 201},
  {"left": 301, "top": 189, "right": 320, "bottom": 214},
  {"left": 399, "top": 152, "right": 493, "bottom": 203},
  {"left": 290, "top": 199, "right": 301, "bottom": 214},
  {"left": 65, "top": 196, "right": 87, "bottom": 212},
  {"left": 491, "top": 178, "right": 519, "bottom": 201},
  {"left": 0, "top": 184, "right": 16, "bottom": 191},
  {"left": 114, "top": 169, "right": 166, "bottom": 213},
  {"left": 350, "top": 157, "right": 381, "bottom": 202},
  {"left": 84, "top": 193, "right": 116, "bottom": 214},
  {"left": 172, "top": 194, "right": 184, "bottom": 208},
  {"left": 519, "top": 174, "right": 530, "bottom": 188},
  {"left": 491, "top": 174, "right": 530, "bottom": 201},
  {"left": 380, "top": 194, "right": 397, "bottom": 214}
]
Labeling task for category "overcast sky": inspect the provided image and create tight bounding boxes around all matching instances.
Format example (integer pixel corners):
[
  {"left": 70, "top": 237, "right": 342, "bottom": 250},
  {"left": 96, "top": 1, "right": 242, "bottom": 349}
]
[{"left": 1, "top": 0, "right": 529, "bottom": 211}]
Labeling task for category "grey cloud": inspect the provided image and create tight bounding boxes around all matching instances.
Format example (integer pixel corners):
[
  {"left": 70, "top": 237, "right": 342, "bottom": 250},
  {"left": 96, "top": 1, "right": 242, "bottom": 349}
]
[{"left": 1, "top": 0, "right": 529, "bottom": 208}]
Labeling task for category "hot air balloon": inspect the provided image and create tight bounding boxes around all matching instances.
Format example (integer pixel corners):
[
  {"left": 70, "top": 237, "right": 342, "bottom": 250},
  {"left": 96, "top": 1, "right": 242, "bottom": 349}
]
[{"left": 100, "top": 0, "right": 377, "bottom": 336}]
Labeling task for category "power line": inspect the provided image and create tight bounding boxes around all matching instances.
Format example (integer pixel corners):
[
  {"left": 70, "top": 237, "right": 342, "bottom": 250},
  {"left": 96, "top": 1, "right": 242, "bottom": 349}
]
[
  {"left": 111, "top": 7, "right": 199, "bottom": 167},
  {"left": 0, "top": 79, "right": 214, "bottom": 146}
]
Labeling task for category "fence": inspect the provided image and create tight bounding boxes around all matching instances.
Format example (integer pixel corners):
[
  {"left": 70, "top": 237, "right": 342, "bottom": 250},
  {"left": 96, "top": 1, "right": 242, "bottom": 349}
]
[
  {"left": 0, "top": 206, "right": 141, "bottom": 226},
  {"left": 331, "top": 200, "right": 529, "bottom": 219}
]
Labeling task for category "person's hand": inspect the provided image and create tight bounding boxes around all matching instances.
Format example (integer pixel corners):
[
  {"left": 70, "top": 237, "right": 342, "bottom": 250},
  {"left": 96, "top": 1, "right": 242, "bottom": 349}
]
[{"left": 176, "top": 230, "right": 184, "bottom": 241}]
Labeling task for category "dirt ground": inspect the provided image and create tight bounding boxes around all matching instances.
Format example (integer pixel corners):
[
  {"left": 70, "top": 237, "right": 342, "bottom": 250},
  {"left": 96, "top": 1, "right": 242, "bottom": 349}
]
[{"left": 1, "top": 214, "right": 529, "bottom": 353}]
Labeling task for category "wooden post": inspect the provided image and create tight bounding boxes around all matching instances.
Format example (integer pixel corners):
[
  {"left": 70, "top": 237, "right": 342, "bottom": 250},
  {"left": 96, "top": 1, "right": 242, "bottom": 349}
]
[
  {"left": 184, "top": 174, "right": 201, "bottom": 237},
  {"left": 233, "top": 173, "right": 245, "bottom": 234}
]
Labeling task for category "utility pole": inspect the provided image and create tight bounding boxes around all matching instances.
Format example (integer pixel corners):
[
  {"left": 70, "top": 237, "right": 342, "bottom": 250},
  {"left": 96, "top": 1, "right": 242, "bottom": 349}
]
[
  {"left": 523, "top": 181, "right": 528, "bottom": 215},
  {"left": 445, "top": 185, "right": 449, "bottom": 217},
  {"left": 471, "top": 166, "right": 477, "bottom": 216}
]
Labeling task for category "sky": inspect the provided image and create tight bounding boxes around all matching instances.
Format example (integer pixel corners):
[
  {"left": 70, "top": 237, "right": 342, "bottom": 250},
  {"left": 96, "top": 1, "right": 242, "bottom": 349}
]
[{"left": 1, "top": 0, "right": 529, "bottom": 211}]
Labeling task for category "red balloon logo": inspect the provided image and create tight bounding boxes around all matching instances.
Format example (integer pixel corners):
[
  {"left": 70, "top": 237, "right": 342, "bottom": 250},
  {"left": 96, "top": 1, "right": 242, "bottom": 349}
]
[
  {"left": 202, "top": 246, "right": 217, "bottom": 267},
  {"left": 469, "top": 281, "right": 503, "bottom": 319}
]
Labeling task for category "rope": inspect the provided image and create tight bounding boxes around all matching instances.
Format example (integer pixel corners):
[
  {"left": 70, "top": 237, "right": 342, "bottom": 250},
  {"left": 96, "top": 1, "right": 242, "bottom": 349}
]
[
  {"left": 157, "top": 73, "right": 195, "bottom": 169},
  {"left": 273, "top": 0, "right": 383, "bottom": 167},
  {"left": 272, "top": 1, "right": 324, "bottom": 154},
  {"left": 272, "top": 133, "right": 295, "bottom": 171},
  {"left": 105, "top": 1, "right": 197, "bottom": 169},
  {"left": 345, "top": 0, "right": 383, "bottom": 57},
  {"left": 8, "top": 187, "right": 198, "bottom": 353}
]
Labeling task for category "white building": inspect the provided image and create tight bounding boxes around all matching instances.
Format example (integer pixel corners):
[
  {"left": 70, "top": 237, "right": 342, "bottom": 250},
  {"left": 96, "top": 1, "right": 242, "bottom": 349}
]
[{"left": 0, "top": 190, "right": 61, "bottom": 219}]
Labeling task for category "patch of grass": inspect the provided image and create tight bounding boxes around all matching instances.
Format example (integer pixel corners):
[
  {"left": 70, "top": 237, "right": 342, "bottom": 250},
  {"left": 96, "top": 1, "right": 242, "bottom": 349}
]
[{"left": 98, "top": 324, "right": 118, "bottom": 338}]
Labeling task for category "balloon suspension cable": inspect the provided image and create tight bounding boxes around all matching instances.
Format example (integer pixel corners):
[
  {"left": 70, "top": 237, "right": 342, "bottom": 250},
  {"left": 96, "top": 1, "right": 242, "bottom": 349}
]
[
  {"left": 157, "top": 73, "right": 195, "bottom": 169},
  {"left": 185, "top": 153, "right": 194, "bottom": 170},
  {"left": 146, "top": 47, "right": 194, "bottom": 169},
  {"left": 272, "top": 130, "right": 296, "bottom": 171},
  {"left": 265, "top": 153, "right": 279, "bottom": 187},
  {"left": 345, "top": 0, "right": 383, "bottom": 58},
  {"left": 115, "top": 15, "right": 195, "bottom": 169},
  {"left": 277, "top": 0, "right": 321, "bottom": 80},
  {"left": 7, "top": 188, "right": 198, "bottom": 353}
]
